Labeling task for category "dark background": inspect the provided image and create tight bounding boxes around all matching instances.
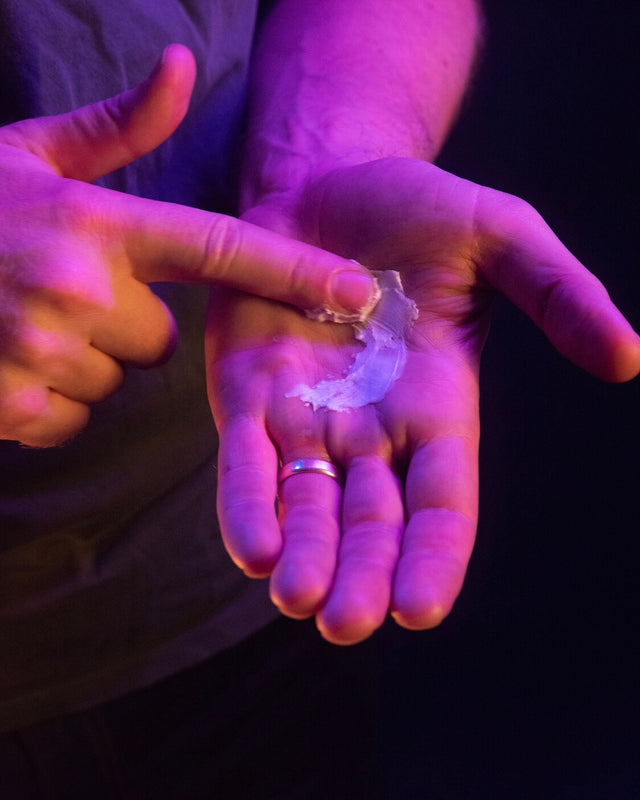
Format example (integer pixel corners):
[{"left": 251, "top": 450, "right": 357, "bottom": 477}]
[{"left": 374, "top": 2, "right": 640, "bottom": 798}]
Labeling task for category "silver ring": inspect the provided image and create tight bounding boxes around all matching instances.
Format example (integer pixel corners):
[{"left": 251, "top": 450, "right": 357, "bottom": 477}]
[{"left": 278, "top": 458, "right": 344, "bottom": 488}]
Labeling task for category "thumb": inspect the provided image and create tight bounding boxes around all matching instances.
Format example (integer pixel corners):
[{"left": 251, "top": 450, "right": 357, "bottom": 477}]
[
  {"left": 0, "top": 43, "right": 196, "bottom": 182},
  {"left": 477, "top": 189, "right": 640, "bottom": 383}
]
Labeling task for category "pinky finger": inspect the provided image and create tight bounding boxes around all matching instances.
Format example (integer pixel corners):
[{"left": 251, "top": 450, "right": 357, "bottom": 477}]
[{"left": 0, "top": 384, "right": 90, "bottom": 448}]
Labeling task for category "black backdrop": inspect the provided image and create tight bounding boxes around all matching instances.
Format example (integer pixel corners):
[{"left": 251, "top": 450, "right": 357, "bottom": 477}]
[{"left": 373, "top": 2, "right": 640, "bottom": 798}]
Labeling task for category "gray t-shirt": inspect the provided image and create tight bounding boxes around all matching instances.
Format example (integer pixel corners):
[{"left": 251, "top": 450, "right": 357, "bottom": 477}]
[{"left": 0, "top": 0, "right": 277, "bottom": 732}]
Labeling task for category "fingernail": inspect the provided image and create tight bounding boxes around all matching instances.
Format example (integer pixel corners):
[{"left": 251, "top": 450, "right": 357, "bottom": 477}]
[{"left": 330, "top": 269, "right": 381, "bottom": 322}]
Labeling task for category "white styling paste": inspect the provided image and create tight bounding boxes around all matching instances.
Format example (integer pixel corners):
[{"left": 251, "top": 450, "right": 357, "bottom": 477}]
[{"left": 288, "top": 270, "right": 418, "bottom": 411}]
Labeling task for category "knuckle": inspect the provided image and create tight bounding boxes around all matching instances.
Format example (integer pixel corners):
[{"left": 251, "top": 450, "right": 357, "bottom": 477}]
[
  {"left": 203, "top": 216, "right": 243, "bottom": 280},
  {"left": 11, "top": 192, "right": 107, "bottom": 312},
  {"left": 505, "top": 192, "right": 537, "bottom": 221},
  {"left": 480, "top": 188, "right": 539, "bottom": 242},
  {"left": 0, "top": 384, "right": 47, "bottom": 438},
  {"left": 0, "top": 366, "right": 91, "bottom": 447},
  {"left": 11, "top": 324, "right": 82, "bottom": 376},
  {"left": 287, "top": 252, "right": 313, "bottom": 296},
  {"left": 15, "top": 327, "right": 61, "bottom": 370},
  {"left": 44, "top": 178, "right": 94, "bottom": 231},
  {"left": 42, "top": 271, "right": 100, "bottom": 314},
  {"left": 339, "top": 523, "right": 401, "bottom": 567}
]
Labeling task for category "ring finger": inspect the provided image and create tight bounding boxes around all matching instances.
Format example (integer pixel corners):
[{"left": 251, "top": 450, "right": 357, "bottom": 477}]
[{"left": 270, "top": 403, "right": 344, "bottom": 618}]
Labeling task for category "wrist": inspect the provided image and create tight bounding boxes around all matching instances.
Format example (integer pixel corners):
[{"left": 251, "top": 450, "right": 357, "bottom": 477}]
[
  {"left": 240, "top": 0, "right": 482, "bottom": 212},
  {"left": 239, "top": 133, "right": 381, "bottom": 217}
]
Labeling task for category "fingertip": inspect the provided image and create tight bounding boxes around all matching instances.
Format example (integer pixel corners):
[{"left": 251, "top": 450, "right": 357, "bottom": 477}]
[
  {"left": 239, "top": 559, "right": 276, "bottom": 581},
  {"left": 161, "top": 42, "right": 195, "bottom": 70},
  {"left": 222, "top": 544, "right": 279, "bottom": 580},
  {"left": 316, "top": 613, "right": 378, "bottom": 646},
  {"left": 391, "top": 553, "right": 464, "bottom": 631},
  {"left": 316, "top": 590, "right": 387, "bottom": 646},
  {"left": 390, "top": 602, "right": 449, "bottom": 632},
  {"left": 572, "top": 312, "right": 640, "bottom": 383},
  {"left": 606, "top": 330, "right": 640, "bottom": 383},
  {"left": 138, "top": 44, "right": 196, "bottom": 137},
  {"left": 324, "top": 267, "right": 381, "bottom": 322},
  {"left": 269, "top": 558, "right": 329, "bottom": 619},
  {"left": 219, "top": 521, "right": 282, "bottom": 579},
  {"left": 158, "top": 43, "right": 197, "bottom": 106}
]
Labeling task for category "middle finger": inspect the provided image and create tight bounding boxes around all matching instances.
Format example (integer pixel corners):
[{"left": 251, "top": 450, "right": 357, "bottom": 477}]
[{"left": 317, "top": 455, "right": 404, "bottom": 644}]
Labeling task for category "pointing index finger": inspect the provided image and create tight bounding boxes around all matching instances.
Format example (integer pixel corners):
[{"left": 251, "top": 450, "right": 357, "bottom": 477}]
[{"left": 118, "top": 194, "right": 380, "bottom": 319}]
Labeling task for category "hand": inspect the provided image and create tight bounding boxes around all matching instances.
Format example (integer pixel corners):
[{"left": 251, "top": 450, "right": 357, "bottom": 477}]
[
  {"left": 0, "top": 45, "right": 377, "bottom": 447},
  {"left": 206, "top": 157, "right": 640, "bottom": 644}
]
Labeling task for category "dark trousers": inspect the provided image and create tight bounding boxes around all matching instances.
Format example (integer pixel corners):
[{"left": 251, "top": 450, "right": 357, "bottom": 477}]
[{"left": 0, "top": 618, "right": 381, "bottom": 800}]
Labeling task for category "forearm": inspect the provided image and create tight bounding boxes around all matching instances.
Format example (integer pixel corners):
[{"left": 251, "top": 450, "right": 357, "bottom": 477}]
[{"left": 241, "top": 0, "right": 482, "bottom": 210}]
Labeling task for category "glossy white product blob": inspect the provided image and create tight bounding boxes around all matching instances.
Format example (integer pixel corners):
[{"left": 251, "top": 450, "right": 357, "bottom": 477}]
[{"left": 288, "top": 270, "right": 418, "bottom": 411}]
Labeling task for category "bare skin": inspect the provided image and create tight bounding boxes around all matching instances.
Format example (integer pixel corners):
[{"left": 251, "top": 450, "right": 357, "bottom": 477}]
[
  {"left": 0, "top": 45, "right": 378, "bottom": 447},
  {"left": 205, "top": 0, "right": 639, "bottom": 644},
  {"left": 208, "top": 153, "right": 640, "bottom": 647}
]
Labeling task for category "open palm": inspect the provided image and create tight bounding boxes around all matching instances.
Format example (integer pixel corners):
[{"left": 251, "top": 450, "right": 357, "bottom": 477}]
[{"left": 206, "top": 157, "right": 640, "bottom": 644}]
